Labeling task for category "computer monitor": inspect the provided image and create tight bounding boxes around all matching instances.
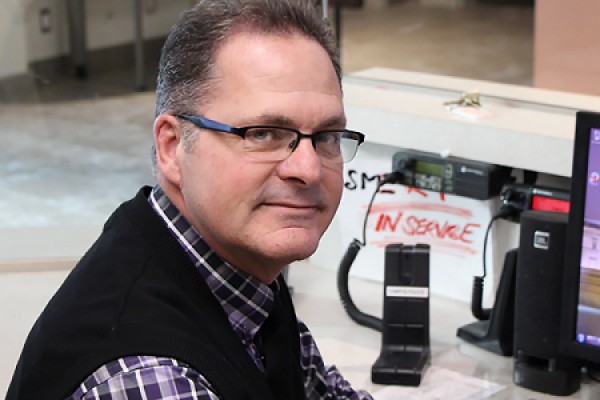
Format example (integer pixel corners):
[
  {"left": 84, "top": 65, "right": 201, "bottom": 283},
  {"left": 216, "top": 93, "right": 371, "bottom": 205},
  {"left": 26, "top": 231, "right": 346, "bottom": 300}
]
[{"left": 561, "top": 111, "right": 600, "bottom": 366}]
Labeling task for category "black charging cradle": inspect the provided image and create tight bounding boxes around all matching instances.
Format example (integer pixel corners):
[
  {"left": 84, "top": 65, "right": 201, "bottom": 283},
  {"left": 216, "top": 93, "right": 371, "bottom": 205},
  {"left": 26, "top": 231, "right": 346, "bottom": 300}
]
[
  {"left": 371, "top": 243, "right": 431, "bottom": 386},
  {"left": 456, "top": 248, "right": 518, "bottom": 356}
]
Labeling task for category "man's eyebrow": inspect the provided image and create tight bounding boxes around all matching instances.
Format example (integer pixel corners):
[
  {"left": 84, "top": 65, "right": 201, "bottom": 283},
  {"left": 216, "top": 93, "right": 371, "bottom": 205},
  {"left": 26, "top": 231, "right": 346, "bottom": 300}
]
[
  {"left": 254, "top": 114, "right": 294, "bottom": 126},
  {"left": 319, "top": 115, "right": 347, "bottom": 129},
  {"left": 252, "top": 114, "right": 347, "bottom": 129}
]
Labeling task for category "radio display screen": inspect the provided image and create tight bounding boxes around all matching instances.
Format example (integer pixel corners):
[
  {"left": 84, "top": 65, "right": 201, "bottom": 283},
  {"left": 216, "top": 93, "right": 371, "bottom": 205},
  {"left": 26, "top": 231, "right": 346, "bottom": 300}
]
[{"left": 415, "top": 161, "right": 444, "bottom": 177}]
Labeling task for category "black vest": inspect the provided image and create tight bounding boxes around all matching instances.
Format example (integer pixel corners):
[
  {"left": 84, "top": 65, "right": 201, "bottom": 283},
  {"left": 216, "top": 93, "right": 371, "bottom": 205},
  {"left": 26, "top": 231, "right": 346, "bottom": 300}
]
[{"left": 7, "top": 187, "right": 304, "bottom": 400}]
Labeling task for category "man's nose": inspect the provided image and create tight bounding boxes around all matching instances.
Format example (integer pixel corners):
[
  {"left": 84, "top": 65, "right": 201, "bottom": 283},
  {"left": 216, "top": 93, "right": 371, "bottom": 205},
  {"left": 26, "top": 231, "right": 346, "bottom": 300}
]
[{"left": 276, "top": 138, "right": 322, "bottom": 185}]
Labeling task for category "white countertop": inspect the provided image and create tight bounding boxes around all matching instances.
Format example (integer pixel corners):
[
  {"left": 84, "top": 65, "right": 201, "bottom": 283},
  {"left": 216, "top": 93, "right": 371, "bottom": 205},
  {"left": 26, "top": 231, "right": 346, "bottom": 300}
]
[
  {"left": 343, "top": 68, "right": 600, "bottom": 177},
  {"left": 1, "top": 260, "right": 598, "bottom": 398},
  {"left": 290, "top": 260, "right": 600, "bottom": 399}
]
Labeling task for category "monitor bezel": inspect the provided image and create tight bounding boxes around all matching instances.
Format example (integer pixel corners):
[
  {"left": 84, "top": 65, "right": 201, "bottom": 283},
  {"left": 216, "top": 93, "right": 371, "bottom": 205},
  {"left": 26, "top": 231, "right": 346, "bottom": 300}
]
[{"left": 561, "top": 111, "right": 600, "bottom": 364}]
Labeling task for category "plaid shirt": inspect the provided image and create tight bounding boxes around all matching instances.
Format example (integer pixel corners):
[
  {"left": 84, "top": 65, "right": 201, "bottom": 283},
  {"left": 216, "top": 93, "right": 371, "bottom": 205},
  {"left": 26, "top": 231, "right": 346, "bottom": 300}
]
[{"left": 69, "top": 186, "right": 373, "bottom": 400}]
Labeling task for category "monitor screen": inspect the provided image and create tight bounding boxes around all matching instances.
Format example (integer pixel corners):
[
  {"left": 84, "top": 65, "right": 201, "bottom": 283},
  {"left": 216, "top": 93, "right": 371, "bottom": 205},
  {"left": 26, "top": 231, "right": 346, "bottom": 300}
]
[{"left": 562, "top": 111, "right": 600, "bottom": 364}]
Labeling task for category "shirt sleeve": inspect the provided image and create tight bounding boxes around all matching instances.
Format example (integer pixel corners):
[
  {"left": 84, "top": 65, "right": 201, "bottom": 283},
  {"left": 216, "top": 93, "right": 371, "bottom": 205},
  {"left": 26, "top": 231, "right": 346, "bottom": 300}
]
[
  {"left": 69, "top": 356, "right": 219, "bottom": 400},
  {"left": 298, "top": 320, "right": 375, "bottom": 400}
]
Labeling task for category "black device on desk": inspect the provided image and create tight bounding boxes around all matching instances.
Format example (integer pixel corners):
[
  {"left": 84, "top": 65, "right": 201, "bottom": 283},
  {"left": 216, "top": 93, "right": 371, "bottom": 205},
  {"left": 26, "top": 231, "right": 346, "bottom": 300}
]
[
  {"left": 337, "top": 167, "right": 432, "bottom": 386},
  {"left": 512, "top": 209, "right": 580, "bottom": 396},
  {"left": 456, "top": 183, "right": 570, "bottom": 357},
  {"left": 560, "top": 111, "right": 600, "bottom": 384},
  {"left": 500, "top": 183, "right": 570, "bottom": 222},
  {"left": 337, "top": 149, "right": 513, "bottom": 386},
  {"left": 461, "top": 111, "right": 600, "bottom": 396},
  {"left": 371, "top": 243, "right": 431, "bottom": 386}
]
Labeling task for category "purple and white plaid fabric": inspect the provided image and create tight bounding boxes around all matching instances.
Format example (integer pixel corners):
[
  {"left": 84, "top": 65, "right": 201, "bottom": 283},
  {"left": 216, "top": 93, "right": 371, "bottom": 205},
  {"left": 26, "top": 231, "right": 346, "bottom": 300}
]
[
  {"left": 70, "top": 356, "right": 218, "bottom": 399},
  {"left": 69, "top": 186, "right": 373, "bottom": 399}
]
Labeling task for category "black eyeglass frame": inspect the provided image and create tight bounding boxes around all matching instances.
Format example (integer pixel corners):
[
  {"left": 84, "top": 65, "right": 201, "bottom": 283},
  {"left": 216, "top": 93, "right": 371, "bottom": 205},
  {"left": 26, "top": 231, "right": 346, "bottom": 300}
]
[{"left": 176, "top": 113, "right": 365, "bottom": 163}]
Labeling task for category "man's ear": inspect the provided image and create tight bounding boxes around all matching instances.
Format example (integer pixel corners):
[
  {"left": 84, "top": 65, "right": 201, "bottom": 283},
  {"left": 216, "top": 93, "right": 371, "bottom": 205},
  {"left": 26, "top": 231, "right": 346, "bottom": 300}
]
[{"left": 154, "top": 114, "right": 183, "bottom": 188}]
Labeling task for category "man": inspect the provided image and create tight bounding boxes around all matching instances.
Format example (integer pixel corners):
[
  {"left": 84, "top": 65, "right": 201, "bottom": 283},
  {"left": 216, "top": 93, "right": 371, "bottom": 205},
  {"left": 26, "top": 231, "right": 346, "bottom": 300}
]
[{"left": 7, "top": 0, "right": 371, "bottom": 398}]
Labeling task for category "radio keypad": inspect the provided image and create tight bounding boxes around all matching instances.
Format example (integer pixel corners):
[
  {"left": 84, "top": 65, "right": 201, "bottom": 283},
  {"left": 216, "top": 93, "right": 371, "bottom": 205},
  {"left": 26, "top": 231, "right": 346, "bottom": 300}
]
[{"left": 415, "top": 174, "right": 442, "bottom": 191}]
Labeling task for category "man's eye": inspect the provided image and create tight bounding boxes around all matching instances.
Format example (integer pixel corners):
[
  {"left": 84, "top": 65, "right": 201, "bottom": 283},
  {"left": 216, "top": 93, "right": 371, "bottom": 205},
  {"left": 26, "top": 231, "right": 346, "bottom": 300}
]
[
  {"left": 316, "top": 132, "right": 341, "bottom": 144},
  {"left": 247, "top": 128, "right": 290, "bottom": 142},
  {"left": 250, "top": 129, "right": 272, "bottom": 141},
  {"left": 247, "top": 129, "right": 275, "bottom": 141}
]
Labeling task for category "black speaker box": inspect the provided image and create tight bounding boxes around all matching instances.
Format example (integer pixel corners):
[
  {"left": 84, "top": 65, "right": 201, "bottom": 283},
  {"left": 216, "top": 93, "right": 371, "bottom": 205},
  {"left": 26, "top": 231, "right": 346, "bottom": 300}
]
[{"left": 513, "top": 210, "right": 580, "bottom": 396}]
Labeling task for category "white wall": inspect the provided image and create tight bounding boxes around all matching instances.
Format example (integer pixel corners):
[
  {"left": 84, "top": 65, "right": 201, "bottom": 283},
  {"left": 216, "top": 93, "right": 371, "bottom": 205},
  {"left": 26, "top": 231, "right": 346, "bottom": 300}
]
[
  {"left": 83, "top": 0, "right": 193, "bottom": 49},
  {"left": 0, "top": 0, "right": 194, "bottom": 78},
  {"left": 534, "top": 0, "right": 600, "bottom": 96},
  {"left": 24, "top": 0, "right": 69, "bottom": 63},
  {"left": 0, "top": 0, "right": 28, "bottom": 78}
]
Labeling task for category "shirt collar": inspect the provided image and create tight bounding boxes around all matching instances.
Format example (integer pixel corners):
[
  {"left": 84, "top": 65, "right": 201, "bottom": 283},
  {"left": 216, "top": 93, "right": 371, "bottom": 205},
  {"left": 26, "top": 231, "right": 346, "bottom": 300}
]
[{"left": 148, "top": 185, "right": 274, "bottom": 341}]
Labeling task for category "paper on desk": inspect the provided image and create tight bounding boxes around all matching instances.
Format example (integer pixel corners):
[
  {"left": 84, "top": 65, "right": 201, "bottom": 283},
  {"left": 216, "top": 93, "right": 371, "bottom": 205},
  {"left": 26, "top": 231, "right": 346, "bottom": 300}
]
[{"left": 373, "top": 366, "right": 504, "bottom": 400}]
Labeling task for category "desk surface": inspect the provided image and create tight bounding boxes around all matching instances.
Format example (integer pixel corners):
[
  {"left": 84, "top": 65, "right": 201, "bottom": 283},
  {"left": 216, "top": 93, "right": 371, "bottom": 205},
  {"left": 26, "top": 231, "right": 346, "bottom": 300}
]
[
  {"left": 291, "top": 260, "right": 600, "bottom": 399},
  {"left": 1, "top": 261, "right": 598, "bottom": 398}
]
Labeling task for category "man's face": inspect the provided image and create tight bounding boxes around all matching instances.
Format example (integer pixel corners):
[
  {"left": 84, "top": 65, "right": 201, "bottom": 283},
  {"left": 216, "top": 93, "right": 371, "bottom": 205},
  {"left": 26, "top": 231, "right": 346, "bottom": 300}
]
[{"left": 159, "top": 31, "right": 345, "bottom": 282}]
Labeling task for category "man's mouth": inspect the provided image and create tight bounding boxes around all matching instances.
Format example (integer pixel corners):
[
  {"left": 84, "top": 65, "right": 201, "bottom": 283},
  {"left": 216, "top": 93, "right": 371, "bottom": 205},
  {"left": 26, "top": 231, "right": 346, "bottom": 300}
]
[{"left": 259, "top": 201, "right": 324, "bottom": 218}]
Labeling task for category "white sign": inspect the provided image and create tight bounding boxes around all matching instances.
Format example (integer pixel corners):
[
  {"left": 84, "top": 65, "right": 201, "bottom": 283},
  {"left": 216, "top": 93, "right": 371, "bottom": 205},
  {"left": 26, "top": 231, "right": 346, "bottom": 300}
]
[{"left": 312, "top": 143, "right": 512, "bottom": 304}]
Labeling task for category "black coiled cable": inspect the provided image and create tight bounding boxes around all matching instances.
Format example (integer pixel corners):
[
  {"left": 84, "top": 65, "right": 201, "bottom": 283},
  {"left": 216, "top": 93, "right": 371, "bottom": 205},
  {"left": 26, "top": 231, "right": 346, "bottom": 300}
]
[
  {"left": 336, "top": 170, "right": 405, "bottom": 332},
  {"left": 471, "top": 206, "right": 518, "bottom": 321}
]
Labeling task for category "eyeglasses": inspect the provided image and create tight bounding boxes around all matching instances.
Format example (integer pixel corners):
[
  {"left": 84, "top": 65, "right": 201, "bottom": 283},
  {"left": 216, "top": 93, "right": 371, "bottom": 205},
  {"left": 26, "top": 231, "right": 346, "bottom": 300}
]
[{"left": 176, "top": 114, "right": 365, "bottom": 164}]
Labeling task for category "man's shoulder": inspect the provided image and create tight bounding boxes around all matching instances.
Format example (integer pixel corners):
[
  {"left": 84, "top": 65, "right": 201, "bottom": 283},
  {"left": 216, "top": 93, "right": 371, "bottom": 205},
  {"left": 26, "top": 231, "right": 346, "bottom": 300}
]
[
  {"left": 69, "top": 356, "right": 218, "bottom": 400},
  {"left": 75, "top": 185, "right": 178, "bottom": 277}
]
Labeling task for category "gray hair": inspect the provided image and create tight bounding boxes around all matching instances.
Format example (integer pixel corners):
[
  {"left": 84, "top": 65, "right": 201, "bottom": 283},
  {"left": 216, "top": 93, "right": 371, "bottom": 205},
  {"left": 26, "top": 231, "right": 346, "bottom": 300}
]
[{"left": 155, "top": 0, "right": 340, "bottom": 117}]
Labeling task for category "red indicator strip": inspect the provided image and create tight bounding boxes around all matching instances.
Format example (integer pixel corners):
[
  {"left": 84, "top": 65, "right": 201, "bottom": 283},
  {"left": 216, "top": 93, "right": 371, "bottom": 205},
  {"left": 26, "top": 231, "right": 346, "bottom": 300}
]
[{"left": 531, "top": 195, "right": 570, "bottom": 213}]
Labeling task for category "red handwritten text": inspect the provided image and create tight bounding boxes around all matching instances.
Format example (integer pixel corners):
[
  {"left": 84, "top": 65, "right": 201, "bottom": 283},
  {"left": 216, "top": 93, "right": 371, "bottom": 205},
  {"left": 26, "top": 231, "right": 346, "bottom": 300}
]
[{"left": 375, "top": 212, "right": 480, "bottom": 244}]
